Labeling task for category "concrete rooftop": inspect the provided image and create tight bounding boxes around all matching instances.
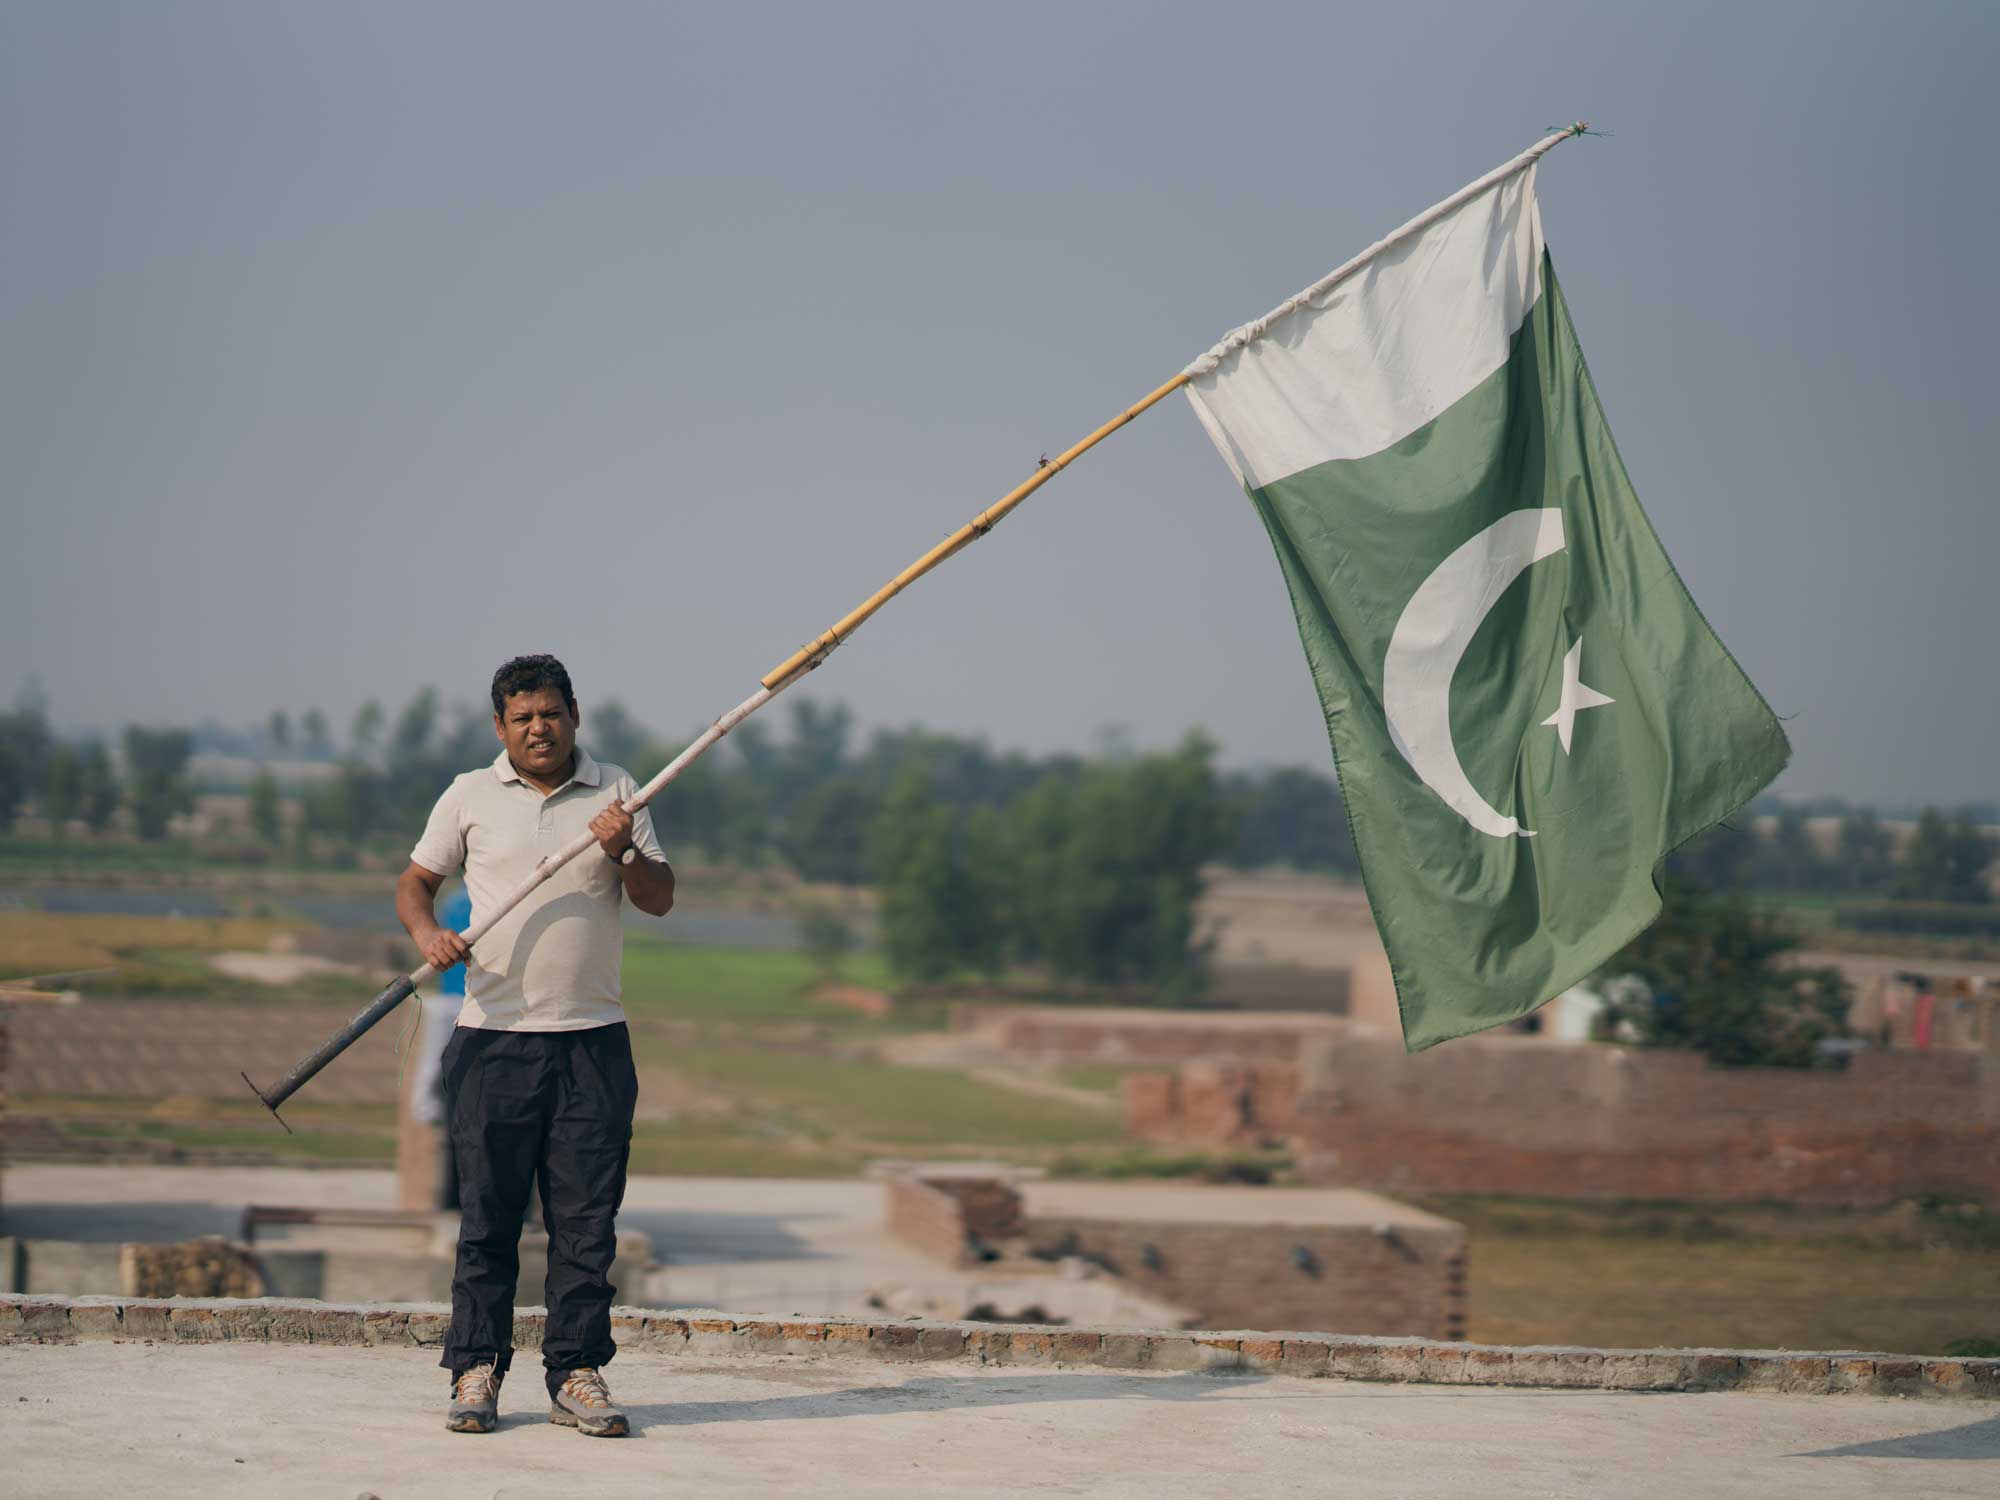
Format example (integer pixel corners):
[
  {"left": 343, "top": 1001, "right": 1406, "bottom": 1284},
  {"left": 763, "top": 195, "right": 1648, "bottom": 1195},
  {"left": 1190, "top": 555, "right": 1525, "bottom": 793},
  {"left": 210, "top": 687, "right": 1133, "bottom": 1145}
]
[
  {"left": 3, "top": 1164, "right": 945, "bottom": 1312},
  {"left": 1021, "top": 1179, "right": 1457, "bottom": 1230},
  {"left": 4, "top": 1341, "right": 1995, "bottom": 1499}
]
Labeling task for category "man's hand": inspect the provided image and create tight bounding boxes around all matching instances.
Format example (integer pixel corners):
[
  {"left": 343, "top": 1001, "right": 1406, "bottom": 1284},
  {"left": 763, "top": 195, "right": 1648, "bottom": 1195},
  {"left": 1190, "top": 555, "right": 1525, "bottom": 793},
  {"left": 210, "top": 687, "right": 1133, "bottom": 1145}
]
[
  {"left": 398, "top": 862, "right": 473, "bottom": 975},
  {"left": 418, "top": 925, "right": 472, "bottom": 973},
  {"left": 590, "top": 801, "right": 637, "bottom": 861}
]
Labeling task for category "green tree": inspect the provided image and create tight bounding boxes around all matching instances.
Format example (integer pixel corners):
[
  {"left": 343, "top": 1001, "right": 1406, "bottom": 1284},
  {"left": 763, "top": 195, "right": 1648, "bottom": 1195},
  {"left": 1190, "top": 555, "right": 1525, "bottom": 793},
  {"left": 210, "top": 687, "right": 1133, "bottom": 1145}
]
[
  {"left": 1224, "top": 765, "right": 1358, "bottom": 874},
  {"left": 249, "top": 768, "right": 282, "bottom": 845},
  {"left": 388, "top": 688, "right": 438, "bottom": 766},
  {"left": 1834, "top": 808, "right": 1894, "bottom": 892},
  {"left": 0, "top": 709, "right": 52, "bottom": 831},
  {"left": 871, "top": 768, "right": 997, "bottom": 982},
  {"left": 1598, "top": 882, "right": 1850, "bottom": 1067},
  {"left": 351, "top": 699, "right": 385, "bottom": 756},
  {"left": 782, "top": 776, "right": 882, "bottom": 884},
  {"left": 1756, "top": 806, "right": 1829, "bottom": 891},
  {"left": 585, "top": 699, "right": 652, "bottom": 772},
  {"left": 267, "top": 709, "right": 292, "bottom": 753},
  {"left": 300, "top": 708, "right": 332, "bottom": 756},
  {"left": 43, "top": 743, "right": 82, "bottom": 830},
  {"left": 1004, "top": 735, "right": 1232, "bottom": 998},
  {"left": 776, "top": 699, "right": 853, "bottom": 810},
  {"left": 1666, "top": 822, "right": 1756, "bottom": 890},
  {"left": 1896, "top": 807, "right": 1994, "bottom": 903},
  {"left": 122, "top": 727, "right": 194, "bottom": 840},
  {"left": 75, "top": 743, "right": 120, "bottom": 833}
]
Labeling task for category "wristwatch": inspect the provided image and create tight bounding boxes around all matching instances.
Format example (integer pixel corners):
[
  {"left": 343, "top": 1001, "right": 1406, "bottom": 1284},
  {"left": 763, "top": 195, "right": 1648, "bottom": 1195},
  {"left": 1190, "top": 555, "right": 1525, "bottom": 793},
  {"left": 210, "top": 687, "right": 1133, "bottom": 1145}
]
[{"left": 618, "top": 844, "right": 640, "bottom": 866}]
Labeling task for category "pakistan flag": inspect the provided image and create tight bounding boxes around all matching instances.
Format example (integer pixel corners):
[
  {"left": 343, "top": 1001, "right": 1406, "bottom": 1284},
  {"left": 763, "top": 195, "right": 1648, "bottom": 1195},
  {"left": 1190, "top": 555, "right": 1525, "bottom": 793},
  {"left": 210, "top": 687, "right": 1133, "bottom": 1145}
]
[{"left": 1185, "top": 154, "right": 1789, "bottom": 1051}]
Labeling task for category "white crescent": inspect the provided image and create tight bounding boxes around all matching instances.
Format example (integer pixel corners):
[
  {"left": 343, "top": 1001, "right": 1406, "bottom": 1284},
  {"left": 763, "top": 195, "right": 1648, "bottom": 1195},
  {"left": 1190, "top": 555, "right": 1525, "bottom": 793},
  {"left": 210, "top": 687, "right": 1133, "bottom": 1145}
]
[{"left": 1382, "top": 508, "right": 1566, "bottom": 839}]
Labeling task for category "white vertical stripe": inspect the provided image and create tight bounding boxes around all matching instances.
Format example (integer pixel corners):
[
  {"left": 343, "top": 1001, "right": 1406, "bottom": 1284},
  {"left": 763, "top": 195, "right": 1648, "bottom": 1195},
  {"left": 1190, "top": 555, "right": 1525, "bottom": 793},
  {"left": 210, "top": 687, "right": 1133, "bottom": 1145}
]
[{"left": 1187, "top": 165, "right": 1544, "bottom": 490}]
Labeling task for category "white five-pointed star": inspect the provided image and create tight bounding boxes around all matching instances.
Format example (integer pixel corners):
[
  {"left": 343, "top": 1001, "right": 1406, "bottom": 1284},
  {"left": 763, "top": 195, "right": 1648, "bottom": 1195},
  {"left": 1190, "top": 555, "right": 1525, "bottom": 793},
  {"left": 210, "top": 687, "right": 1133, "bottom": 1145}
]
[{"left": 1541, "top": 638, "right": 1616, "bottom": 755}]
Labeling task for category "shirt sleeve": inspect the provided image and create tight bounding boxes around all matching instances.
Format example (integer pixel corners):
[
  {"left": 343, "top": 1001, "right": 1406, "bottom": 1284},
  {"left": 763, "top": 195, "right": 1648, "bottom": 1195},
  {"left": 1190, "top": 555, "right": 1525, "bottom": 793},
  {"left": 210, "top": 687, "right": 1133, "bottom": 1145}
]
[
  {"left": 410, "top": 779, "right": 467, "bottom": 877},
  {"left": 618, "top": 775, "right": 669, "bottom": 863}
]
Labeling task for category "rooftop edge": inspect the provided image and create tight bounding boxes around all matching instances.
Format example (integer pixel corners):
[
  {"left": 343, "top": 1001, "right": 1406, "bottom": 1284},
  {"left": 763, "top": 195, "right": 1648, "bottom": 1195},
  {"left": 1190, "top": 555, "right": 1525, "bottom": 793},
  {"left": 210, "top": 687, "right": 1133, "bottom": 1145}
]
[{"left": 2, "top": 1293, "right": 1993, "bottom": 1402}]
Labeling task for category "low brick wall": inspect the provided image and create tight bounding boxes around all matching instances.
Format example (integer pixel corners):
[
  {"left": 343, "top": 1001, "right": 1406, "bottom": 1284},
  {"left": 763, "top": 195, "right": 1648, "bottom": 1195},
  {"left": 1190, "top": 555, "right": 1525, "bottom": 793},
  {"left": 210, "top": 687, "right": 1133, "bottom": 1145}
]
[
  {"left": 1021, "top": 1211, "right": 1465, "bottom": 1342},
  {"left": 884, "top": 1168, "right": 1028, "bottom": 1267},
  {"left": 885, "top": 1176, "right": 982, "bottom": 1268},
  {"left": 3, "top": 1293, "right": 1993, "bottom": 1402},
  {"left": 952, "top": 1004, "right": 1345, "bottom": 1067},
  {"left": 1125, "top": 1063, "right": 1298, "bottom": 1146},
  {"left": 1128, "top": 1029, "right": 2000, "bottom": 1206}
]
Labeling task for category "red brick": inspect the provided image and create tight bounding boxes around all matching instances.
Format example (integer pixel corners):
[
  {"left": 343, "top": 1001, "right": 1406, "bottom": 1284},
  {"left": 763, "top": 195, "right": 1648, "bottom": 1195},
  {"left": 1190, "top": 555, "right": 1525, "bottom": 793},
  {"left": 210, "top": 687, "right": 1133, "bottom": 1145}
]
[
  {"left": 361, "top": 1310, "right": 410, "bottom": 1346},
  {"left": 1096, "top": 1333, "right": 1155, "bottom": 1370},
  {"left": 170, "top": 1307, "right": 226, "bottom": 1343},
  {"left": 917, "top": 1327, "right": 967, "bottom": 1360},
  {"left": 67, "top": 1303, "right": 121, "bottom": 1339},
  {"left": 869, "top": 1325, "right": 922, "bottom": 1358},
  {"left": 1872, "top": 1359, "right": 1925, "bottom": 1396},
  {"left": 1326, "top": 1339, "right": 1389, "bottom": 1381},
  {"left": 1280, "top": 1339, "right": 1331, "bottom": 1377},
  {"left": 1052, "top": 1330, "right": 1103, "bottom": 1363},
  {"left": 1828, "top": 1358, "right": 1876, "bottom": 1393},
  {"left": 18, "top": 1300, "right": 70, "bottom": 1340},
  {"left": 1686, "top": 1355, "right": 1743, "bottom": 1390},
  {"left": 1421, "top": 1345, "right": 1469, "bottom": 1384},
  {"left": 642, "top": 1315, "right": 691, "bottom": 1345},
  {"left": 406, "top": 1311, "right": 450, "bottom": 1347},
  {"left": 1008, "top": 1330, "right": 1057, "bottom": 1363},
  {"left": 1779, "top": 1356, "right": 1833, "bottom": 1395}
]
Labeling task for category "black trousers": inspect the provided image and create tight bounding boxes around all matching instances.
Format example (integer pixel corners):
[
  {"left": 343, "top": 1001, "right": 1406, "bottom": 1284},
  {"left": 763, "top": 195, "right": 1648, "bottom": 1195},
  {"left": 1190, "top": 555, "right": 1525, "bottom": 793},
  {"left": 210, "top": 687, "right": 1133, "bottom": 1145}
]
[{"left": 439, "top": 1022, "right": 638, "bottom": 1397}]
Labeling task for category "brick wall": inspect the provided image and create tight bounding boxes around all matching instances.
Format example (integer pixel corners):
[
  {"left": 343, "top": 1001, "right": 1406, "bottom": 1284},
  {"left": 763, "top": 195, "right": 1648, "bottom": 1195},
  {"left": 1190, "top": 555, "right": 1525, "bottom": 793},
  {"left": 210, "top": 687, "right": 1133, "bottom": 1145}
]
[
  {"left": 884, "top": 1172, "right": 1024, "bottom": 1268},
  {"left": 1020, "top": 1213, "right": 1466, "bottom": 1342},
  {"left": 1130, "top": 1030, "right": 2000, "bottom": 1205},
  {"left": 1123, "top": 1062, "right": 1298, "bottom": 1146},
  {"left": 952, "top": 1004, "right": 1344, "bottom": 1067}
]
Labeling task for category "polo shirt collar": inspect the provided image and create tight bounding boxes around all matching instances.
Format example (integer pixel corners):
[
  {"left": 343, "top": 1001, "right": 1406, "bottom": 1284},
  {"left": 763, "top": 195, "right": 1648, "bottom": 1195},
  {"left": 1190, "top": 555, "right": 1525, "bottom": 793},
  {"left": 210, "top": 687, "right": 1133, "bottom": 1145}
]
[{"left": 490, "top": 747, "right": 603, "bottom": 791}]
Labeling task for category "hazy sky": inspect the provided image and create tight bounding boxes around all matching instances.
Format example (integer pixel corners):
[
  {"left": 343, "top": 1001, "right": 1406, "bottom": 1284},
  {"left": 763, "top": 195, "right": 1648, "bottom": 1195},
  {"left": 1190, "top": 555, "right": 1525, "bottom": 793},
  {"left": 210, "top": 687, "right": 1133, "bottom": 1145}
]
[{"left": 3, "top": 1, "right": 1995, "bottom": 805}]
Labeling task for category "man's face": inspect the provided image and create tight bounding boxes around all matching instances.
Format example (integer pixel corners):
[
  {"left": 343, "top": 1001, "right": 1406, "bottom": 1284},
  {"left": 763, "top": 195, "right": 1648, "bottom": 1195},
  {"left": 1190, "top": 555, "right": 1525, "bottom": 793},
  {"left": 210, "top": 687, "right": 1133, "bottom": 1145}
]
[{"left": 494, "top": 688, "right": 579, "bottom": 781}]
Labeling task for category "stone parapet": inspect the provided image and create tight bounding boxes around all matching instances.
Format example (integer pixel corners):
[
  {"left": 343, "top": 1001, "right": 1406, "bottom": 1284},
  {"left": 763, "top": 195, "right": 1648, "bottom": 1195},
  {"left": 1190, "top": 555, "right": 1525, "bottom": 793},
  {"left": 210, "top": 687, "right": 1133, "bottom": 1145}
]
[{"left": 4, "top": 1293, "right": 1993, "bottom": 1402}]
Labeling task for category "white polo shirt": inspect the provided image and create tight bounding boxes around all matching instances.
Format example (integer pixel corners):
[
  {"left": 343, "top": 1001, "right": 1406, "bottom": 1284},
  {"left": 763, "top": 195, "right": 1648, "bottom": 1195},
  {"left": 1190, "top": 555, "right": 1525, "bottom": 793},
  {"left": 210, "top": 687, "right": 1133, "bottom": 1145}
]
[{"left": 410, "top": 747, "right": 667, "bottom": 1032}]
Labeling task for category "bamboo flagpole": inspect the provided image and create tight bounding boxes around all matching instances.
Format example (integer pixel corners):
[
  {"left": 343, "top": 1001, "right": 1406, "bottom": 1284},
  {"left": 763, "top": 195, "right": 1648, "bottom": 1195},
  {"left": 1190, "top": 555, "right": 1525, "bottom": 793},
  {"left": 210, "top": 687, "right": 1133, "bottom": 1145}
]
[{"left": 243, "top": 124, "right": 1589, "bottom": 1124}]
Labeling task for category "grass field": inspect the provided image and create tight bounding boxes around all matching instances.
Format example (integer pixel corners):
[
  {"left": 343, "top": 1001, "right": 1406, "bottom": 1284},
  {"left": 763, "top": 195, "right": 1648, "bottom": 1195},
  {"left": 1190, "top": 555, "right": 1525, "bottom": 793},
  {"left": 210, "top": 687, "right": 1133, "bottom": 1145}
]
[{"left": 1430, "top": 1195, "right": 2000, "bottom": 1356}]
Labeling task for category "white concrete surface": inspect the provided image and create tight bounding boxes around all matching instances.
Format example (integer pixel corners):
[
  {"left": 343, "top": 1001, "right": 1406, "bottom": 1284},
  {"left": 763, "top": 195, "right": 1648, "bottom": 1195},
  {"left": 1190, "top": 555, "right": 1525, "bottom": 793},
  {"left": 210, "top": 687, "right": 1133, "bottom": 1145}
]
[
  {"left": 2, "top": 1342, "right": 1994, "bottom": 1499},
  {"left": 2, "top": 1165, "right": 935, "bottom": 1313}
]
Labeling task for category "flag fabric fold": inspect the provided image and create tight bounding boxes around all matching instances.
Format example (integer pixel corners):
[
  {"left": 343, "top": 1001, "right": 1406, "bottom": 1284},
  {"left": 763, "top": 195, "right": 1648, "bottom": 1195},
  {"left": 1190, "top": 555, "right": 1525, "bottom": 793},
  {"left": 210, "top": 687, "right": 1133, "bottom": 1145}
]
[{"left": 1187, "top": 156, "right": 1789, "bottom": 1051}]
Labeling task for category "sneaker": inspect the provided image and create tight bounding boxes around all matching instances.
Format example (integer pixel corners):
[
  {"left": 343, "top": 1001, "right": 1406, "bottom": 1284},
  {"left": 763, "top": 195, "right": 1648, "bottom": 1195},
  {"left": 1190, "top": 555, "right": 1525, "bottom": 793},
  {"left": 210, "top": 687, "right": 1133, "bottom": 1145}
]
[
  {"left": 550, "top": 1367, "right": 629, "bottom": 1437},
  {"left": 446, "top": 1362, "right": 504, "bottom": 1433}
]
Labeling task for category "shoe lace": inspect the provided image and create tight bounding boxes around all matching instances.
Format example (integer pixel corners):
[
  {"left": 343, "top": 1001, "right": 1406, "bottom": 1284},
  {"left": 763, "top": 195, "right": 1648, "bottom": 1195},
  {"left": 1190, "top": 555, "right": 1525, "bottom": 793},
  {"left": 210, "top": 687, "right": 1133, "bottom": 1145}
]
[
  {"left": 455, "top": 1364, "right": 499, "bottom": 1403},
  {"left": 563, "top": 1367, "right": 613, "bottom": 1408}
]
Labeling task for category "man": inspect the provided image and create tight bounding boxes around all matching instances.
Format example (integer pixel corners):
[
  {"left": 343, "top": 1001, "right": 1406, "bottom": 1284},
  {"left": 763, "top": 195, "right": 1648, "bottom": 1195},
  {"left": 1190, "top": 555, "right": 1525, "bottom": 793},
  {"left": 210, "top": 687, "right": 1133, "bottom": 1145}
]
[{"left": 398, "top": 654, "right": 674, "bottom": 1436}]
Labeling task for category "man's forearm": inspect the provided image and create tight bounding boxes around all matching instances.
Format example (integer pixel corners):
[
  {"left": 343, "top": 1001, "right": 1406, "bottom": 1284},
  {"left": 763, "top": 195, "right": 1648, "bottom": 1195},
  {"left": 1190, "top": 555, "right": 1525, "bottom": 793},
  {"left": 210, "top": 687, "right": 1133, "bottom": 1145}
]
[
  {"left": 619, "top": 855, "right": 675, "bottom": 917},
  {"left": 396, "top": 873, "right": 441, "bottom": 943}
]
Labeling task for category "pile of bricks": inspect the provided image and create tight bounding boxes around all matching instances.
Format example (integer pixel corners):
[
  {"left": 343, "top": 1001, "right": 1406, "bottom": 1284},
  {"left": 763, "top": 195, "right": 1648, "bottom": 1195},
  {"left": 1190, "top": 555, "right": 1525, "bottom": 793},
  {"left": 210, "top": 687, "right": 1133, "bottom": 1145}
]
[{"left": 4, "top": 1293, "right": 1994, "bottom": 1402}]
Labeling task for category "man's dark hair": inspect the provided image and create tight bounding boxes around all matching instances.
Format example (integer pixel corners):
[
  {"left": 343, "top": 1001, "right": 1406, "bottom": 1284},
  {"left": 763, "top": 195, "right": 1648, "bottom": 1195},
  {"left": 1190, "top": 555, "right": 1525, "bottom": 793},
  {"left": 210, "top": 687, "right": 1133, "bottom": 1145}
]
[{"left": 490, "top": 655, "right": 576, "bottom": 716}]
